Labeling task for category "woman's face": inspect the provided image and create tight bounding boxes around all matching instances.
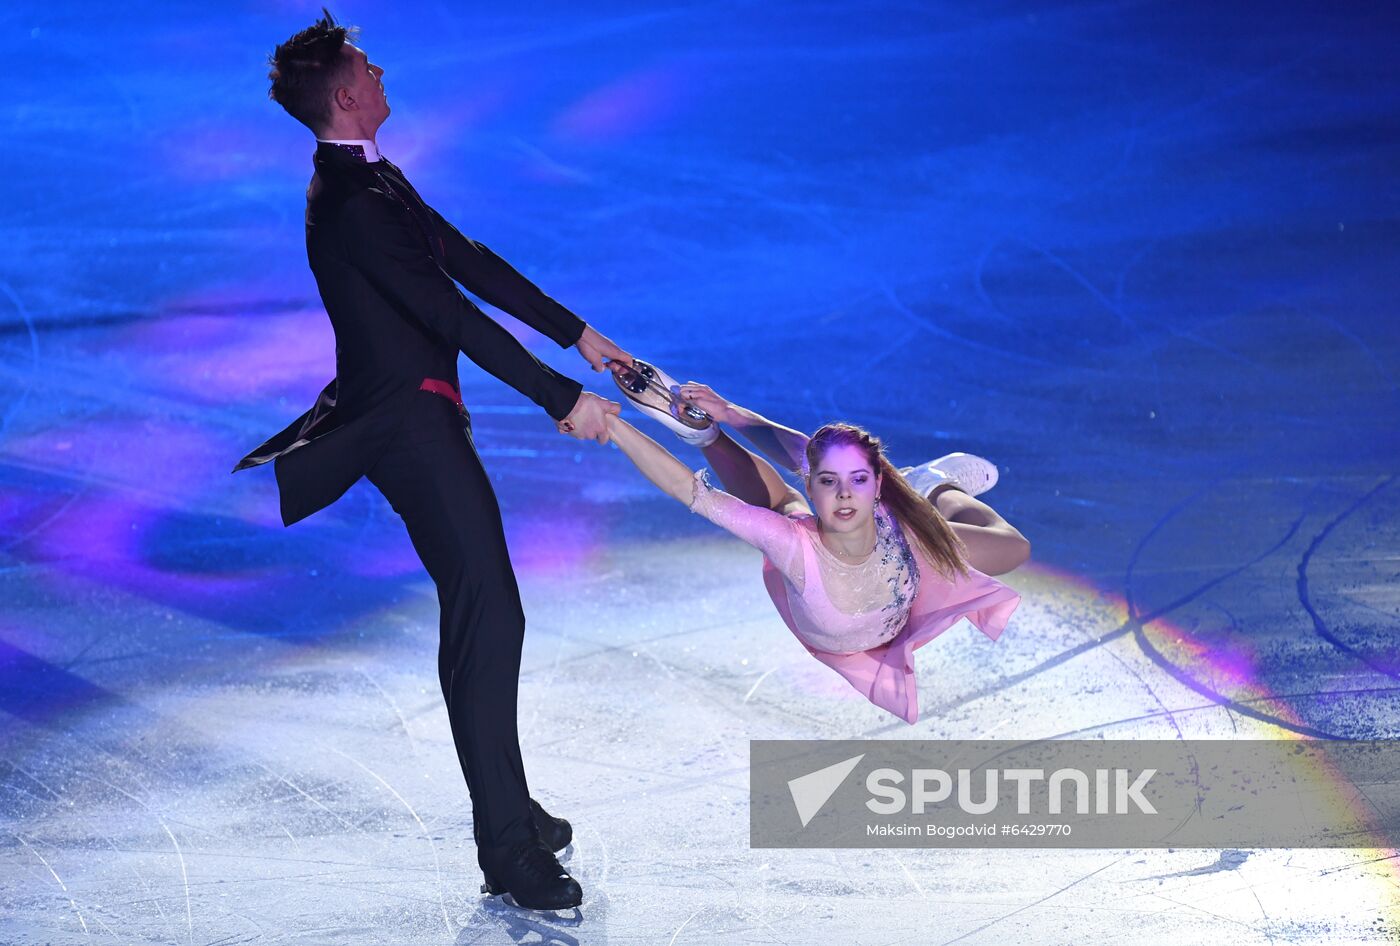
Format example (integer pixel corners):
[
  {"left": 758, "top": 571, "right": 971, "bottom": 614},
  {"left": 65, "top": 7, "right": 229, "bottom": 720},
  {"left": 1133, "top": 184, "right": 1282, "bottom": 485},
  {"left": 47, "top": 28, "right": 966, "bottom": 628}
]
[{"left": 806, "top": 443, "right": 882, "bottom": 536}]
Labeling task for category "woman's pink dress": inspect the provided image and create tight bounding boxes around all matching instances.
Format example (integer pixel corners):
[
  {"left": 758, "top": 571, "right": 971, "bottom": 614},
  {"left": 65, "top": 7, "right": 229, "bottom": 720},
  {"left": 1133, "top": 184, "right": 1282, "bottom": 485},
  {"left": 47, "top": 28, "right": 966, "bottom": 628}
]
[{"left": 688, "top": 469, "right": 1019, "bottom": 723}]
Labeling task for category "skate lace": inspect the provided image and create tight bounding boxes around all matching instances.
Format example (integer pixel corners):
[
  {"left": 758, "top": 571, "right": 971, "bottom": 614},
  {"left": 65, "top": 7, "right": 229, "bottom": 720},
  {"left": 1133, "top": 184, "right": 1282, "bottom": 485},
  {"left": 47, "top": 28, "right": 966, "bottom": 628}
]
[{"left": 512, "top": 840, "right": 565, "bottom": 881}]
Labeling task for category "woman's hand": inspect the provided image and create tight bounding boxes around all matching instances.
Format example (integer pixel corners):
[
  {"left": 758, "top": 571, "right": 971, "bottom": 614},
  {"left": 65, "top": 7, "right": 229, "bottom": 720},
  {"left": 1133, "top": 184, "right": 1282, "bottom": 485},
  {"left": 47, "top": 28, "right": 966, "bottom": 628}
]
[
  {"left": 555, "top": 391, "right": 620, "bottom": 444},
  {"left": 675, "top": 382, "right": 737, "bottom": 426}
]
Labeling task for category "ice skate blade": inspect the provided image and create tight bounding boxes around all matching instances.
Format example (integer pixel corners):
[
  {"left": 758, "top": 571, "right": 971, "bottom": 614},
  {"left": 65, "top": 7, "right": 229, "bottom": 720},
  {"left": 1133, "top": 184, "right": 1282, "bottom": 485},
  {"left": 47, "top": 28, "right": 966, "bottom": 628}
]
[
  {"left": 480, "top": 885, "right": 584, "bottom": 918},
  {"left": 613, "top": 359, "right": 713, "bottom": 430},
  {"left": 480, "top": 876, "right": 583, "bottom": 914}
]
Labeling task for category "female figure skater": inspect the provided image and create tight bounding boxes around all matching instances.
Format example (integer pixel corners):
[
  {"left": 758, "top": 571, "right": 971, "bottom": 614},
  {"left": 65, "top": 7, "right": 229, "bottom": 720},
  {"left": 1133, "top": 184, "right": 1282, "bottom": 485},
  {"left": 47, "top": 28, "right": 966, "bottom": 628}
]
[{"left": 566, "top": 360, "right": 1029, "bottom": 724}]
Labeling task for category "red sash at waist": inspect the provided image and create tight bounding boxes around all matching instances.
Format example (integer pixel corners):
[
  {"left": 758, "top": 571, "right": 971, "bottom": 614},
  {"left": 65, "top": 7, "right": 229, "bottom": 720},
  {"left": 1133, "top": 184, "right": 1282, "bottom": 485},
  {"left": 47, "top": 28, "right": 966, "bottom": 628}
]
[
  {"left": 419, "top": 378, "right": 470, "bottom": 424},
  {"left": 419, "top": 377, "right": 463, "bottom": 405}
]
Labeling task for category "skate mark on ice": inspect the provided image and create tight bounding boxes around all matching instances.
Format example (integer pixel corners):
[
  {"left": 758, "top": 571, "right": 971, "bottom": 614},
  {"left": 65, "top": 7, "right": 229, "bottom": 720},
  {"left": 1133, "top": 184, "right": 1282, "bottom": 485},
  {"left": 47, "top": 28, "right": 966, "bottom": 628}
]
[
  {"left": 863, "top": 481, "right": 1322, "bottom": 737},
  {"left": 1041, "top": 684, "right": 1400, "bottom": 739},
  {"left": 1121, "top": 478, "right": 1346, "bottom": 738},
  {"left": 1296, "top": 476, "right": 1399, "bottom": 682},
  {"left": 353, "top": 666, "right": 421, "bottom": 757},
  {"left": 14, "top": 833, "right": 88, "bottom": 936},
  {"left": 254, "top": 763, "right": 367, "bottom": 838},
  {"left": 329, "top": 747, "right": 453, "bottom": 936},
  {"left": 934, "top": 855, "right": 1126, "bottom": 945}
]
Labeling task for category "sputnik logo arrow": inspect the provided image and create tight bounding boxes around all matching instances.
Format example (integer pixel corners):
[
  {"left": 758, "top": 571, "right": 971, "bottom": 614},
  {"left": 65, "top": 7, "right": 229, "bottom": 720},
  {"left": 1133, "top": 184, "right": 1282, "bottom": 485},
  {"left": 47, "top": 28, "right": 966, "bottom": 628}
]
[{"left": 787, "top": 754, "right": 865, "bottom": 827}]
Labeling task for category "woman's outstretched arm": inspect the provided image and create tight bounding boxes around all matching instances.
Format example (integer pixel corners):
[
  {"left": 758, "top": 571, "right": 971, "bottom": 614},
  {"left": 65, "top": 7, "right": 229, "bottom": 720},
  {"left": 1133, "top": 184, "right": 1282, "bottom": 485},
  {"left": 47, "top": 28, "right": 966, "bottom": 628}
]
[
  {"left": 676, "top": 383, "right": 810, "bottom": 473},
  {"left": 603, "top": 414, "right": 698, "bottom": 503},
  {"left": 597, "top": 412, "right": 806, "bottom": 569}
]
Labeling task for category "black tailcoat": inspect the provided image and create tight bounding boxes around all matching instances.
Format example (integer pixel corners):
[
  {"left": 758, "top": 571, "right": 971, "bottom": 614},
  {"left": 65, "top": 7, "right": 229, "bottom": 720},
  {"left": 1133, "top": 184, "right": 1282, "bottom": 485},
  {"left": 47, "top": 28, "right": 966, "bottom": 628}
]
[{"left": 233, "top": 143, "right": 585, "bottom": 525}]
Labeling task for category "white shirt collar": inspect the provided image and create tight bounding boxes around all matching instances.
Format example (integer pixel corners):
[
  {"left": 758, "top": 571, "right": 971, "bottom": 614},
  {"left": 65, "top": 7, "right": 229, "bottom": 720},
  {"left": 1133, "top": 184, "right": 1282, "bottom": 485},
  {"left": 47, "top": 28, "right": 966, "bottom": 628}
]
[{"left": 316, "top": 138, "right": 381, "bottom": 162}]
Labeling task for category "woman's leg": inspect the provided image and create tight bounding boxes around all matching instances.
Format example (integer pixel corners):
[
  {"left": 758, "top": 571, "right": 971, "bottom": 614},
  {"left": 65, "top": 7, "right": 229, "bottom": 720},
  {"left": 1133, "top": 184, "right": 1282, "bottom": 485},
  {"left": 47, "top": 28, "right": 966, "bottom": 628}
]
[
  {"left": 927, "top": 485, "right": 1031, "bottom": 576},
  {"left": 700, "top": 429, "right": 810, "bottom": 515}
]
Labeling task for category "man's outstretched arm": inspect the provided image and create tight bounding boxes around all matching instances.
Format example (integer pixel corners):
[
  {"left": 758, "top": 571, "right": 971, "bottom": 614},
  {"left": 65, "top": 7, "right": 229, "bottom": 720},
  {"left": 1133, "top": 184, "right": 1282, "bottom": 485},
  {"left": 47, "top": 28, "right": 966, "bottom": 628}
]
[
  {"left": 343, "top": 189, "right": 582, "bottom": 420},
  {"left": 427, "top": 208, "right": 633, "bottom": 372},
  {"left": 427, "top": 207, "right": 583, "bottom": 346}
]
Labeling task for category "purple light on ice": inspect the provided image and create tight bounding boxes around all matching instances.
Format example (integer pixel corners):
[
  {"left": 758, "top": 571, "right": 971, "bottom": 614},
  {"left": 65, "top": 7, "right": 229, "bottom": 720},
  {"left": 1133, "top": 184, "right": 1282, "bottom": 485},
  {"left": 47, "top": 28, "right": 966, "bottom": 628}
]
[
  {"left": 551, "top": 61, "right": 693, "bottom": 143},
  {"left": 118, "top": 307, "right": 335, "bottom": 404},
  {"left": 505, "top": 511, "right": 604, "bottom": 577}
]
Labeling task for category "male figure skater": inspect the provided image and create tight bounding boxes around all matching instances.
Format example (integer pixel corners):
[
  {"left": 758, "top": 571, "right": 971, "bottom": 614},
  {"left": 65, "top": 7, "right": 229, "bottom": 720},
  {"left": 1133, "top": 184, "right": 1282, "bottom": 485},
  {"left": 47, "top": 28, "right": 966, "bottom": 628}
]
[{"left": 234, "top": 10, "right": 627, "bottom": 911}]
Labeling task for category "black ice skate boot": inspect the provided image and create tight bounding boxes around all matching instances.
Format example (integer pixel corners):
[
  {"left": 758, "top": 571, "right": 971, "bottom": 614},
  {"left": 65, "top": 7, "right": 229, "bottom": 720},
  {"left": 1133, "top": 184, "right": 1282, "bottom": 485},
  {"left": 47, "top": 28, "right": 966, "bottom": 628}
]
[
  {"left": 530, "top": 797, "right": 573, "bottom": 853},
  {"left": 479, "top": 838, "right": 583, "bottom": 912}
]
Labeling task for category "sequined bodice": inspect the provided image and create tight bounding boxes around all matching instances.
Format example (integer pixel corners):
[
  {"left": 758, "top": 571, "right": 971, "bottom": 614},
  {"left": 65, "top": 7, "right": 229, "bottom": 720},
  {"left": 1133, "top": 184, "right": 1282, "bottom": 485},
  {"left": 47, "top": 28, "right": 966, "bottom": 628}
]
[{"left": 687, "top": 469, "right": 920, "bottom": 653}]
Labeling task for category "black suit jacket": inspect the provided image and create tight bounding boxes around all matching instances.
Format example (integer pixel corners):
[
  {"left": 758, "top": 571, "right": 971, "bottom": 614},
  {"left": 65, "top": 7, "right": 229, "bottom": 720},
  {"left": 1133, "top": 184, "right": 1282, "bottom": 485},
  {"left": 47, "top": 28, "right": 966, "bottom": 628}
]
[{"left": 234, "top": 143, "right": 586, "bottom": 526}]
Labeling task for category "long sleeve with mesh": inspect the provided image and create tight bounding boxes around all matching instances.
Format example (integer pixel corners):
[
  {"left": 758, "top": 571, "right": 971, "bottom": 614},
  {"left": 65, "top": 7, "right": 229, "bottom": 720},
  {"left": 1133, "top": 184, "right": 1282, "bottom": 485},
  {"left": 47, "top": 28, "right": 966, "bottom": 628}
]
[{"left": 685, "top": 469, "right": 806, "bottom": 588}]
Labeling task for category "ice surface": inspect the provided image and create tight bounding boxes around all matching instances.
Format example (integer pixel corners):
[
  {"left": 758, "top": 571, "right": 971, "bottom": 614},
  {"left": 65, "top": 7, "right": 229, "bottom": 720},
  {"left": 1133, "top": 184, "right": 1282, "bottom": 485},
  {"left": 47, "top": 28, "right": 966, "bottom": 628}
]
[{"left": 2, "top": 1, "right": 1398, "bottom": 943}]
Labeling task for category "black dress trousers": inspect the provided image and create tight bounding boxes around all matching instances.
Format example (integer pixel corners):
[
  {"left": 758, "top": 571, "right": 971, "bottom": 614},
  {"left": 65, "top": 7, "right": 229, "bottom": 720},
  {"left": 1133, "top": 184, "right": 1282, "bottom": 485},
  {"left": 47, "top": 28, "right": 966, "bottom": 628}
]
[
  {"left": 366, "top": 391, "right": 534, "bottom": 853},
  {"left": 238, "top": 143, "right": 591, "bottom": 858}
]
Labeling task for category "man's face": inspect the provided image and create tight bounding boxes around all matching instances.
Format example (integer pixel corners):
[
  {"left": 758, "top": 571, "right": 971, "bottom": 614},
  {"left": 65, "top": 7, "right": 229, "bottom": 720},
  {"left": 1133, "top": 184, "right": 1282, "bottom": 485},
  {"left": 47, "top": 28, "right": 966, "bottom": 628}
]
[{"left": 337, "top": 44, "right": 389, "bottom": 131}]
